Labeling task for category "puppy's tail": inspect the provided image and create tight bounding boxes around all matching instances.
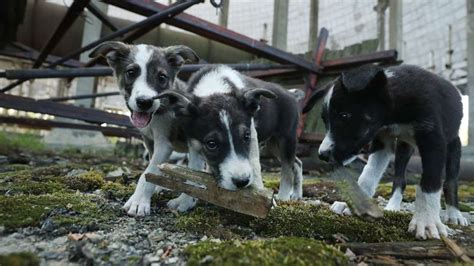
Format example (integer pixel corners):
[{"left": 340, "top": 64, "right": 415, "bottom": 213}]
[{"left": 302, "top": 88, "right": 328, "bottom": 114}]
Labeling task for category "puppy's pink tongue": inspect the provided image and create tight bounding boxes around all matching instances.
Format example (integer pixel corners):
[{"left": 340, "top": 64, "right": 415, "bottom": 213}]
[{"left": 131, "top": 112, "right": 151, "bottom": 128}]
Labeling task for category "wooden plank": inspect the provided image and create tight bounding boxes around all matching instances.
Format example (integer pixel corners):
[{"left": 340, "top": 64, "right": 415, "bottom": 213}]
[{"left": 145, "top": 163, "right": 274, "bottom": 218}]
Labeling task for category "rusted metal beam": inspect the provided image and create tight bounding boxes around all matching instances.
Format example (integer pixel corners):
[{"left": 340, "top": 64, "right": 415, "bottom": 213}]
[
  {"left": 1, "top": 64, "right": 296, "bottom": 80},
  {"left": 86, "top": 2, "right": 119, "bottom": 32},
  {"left": 0, "top": 93, "right": 132, "bottom": 127},
  {"left": 321, "top": 49, "right": 398, "bottom": 71},
  {"left": 32, "top": 0, "right": 90, "bottom": 69},
  {"left": 0, "top": 0, "right": 90, "bottom": 93},
  {"left": 39, "top": 91, "right": 121, "bottom": 102},
  {"left": 0, "top": 116, "right": 140, "bottom": 138},
  {"left": 0, "top": 43, "right": 85, "bottom": 68},
  {"left": 297, "top": 28, "right": 328, "bottom": 137},
  {"left": 104, "top": 0, "right": 321, "bottom": 74},
  {"left": 49, "top": 0, "right": 203, "bottom": 69}
]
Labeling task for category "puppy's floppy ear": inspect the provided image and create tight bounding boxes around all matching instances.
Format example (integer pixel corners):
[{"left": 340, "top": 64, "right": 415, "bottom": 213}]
[
  {"left": 163, "top": 45, "right": 199, "bottom": 68},
  {"left": 302, "top": 88, "right": 329, "bottom": 114},
  {"left": 155, "top": 90, "right": 197, "bottom": 116},
  {"left": 241, "top": 88, "right": 277, "bottom": 114},
  {"left": 341, "top": 64, "right": 387, "bottom": 93},
  {"left": 89, "top": 41, "right": 129, "bottom": 64}
]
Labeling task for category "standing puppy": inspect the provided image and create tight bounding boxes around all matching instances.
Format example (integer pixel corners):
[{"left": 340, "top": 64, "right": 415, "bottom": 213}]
[
  {"left": 90, "top": 42, "right": 201, "bottom": 216},
  {"left": 158, "top": 65, "right": 303, "bottom": 200},
  {"left": 304, "top": 64, "right": 468, "bottom": 239}
]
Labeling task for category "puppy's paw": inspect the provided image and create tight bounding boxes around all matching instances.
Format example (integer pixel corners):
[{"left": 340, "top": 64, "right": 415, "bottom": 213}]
[
  {"left": 445, "top": 206, "right": 469, "bottom": 226},
  {"left": 275, "top": 191, "right": 292, "bottom": 201},
  {"left": 289, "top": 189, "right": 303, "bottom": 200},
  {"left": 123, "top": 193, "right": 151, "bottom": 217},
  {"left": 167, "top": 193, "right": 197, "bottom": 212},
  {"left": 330, "top": 201, "right": 352, "bottom": 215},
  {"left": 408, "top": 215, "right": 448, "bottom": 239},
  {"left": 384, "top": 200, "right": 401, "bottom": 211}
]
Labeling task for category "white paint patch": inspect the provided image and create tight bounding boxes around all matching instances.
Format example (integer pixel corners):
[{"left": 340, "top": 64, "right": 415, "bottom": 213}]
[
  {"left": 129, "top": 45, "right": 160, "bottom": 112},
  {"left": 385, "top": 187, "right": 403, "bottom": 211},
  {"left": 408, "top": 186, "right": 447, "bottom": 239},
  {"left": 218, "top": 110, "right": 253, "bottom": 190},
  {"left": 384, "top": 69, "right": 396, "bottom": 78},
  {"left": 357, "top": 148, "right": 393, "bottom": 197},
  {"left": 445, "top": 205, "right": 469, "bottom": 226},
  {"left": 193, "top": 65, "right": 245, "bottom": 97}
]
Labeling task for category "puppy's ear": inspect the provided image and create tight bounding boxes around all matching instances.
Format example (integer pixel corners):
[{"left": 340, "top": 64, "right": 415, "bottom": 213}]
[
  {"left": 89, "top": 41, "right": 130, "bottom": 68},
  {"left": 341, "top": 65, "right": 387, "bottom": 92},
  {"left": 164, "top": 45, "right": 199, "bottom": 68},
  {"left": 241, "top": 88, "right": 277, "bottom": 114},
  {"left": 302, "top": 88, "right": 329, "bottom": 114},
  {"left": 155, "top": 90, "right": 197, "bottom": 116}
]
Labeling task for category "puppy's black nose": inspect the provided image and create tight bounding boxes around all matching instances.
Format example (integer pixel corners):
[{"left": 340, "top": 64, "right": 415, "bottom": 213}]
[
  {"left": 136, "top": 97, "right": 153, "bottom": 110},
  {"left": 319, "top": 151, "right": 331, "bottom": 162},
  {"left": 232, "top": 177, "right": 250, "bottom": 188}
]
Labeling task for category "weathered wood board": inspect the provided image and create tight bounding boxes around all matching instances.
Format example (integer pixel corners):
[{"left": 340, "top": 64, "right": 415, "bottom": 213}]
[{"left": 145, "top": 163, "right": 274, "bottom": 218}]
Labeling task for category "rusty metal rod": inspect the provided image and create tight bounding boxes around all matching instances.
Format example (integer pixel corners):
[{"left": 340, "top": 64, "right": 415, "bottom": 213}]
[{"left": 1, "top": 64, "right": 296, "bottom": 80}]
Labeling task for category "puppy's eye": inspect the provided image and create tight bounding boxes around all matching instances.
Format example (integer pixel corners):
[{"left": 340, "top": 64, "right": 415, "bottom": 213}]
[
  {"left": 205, "top": 139, "right": 218, "bottom": 150},
  {"left": 339, "top": 112, "right": 352, "bottom": 120},
  {"left": 243, "top": 130, "right": 251, "bottom": 143},
  {"left": 158, "top": 73, "right": 168, "bottom": 86},
  {"left": 126, "top": 69, "right": 137, "bottom": 79}
]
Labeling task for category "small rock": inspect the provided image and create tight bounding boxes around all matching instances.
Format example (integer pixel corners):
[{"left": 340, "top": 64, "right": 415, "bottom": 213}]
[
  {"left": 66, "top": 169, "right": 87, "bottom": 177},
  {"left": 166, "top": 257, "right": 179, "bottom": 264},
  {"left": 0, "top": 155, "right": 8, "bottom": 164},
  {"left": 199, "top": 255, "right": 214, "bottom": 264},
  {"left": 105, "top": 167, "right": 130, "bottom": 181}
]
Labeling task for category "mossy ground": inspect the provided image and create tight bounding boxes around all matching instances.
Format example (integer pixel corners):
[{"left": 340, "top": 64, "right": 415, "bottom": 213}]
[
  {"left": 185, "top": 237, "right": 347, "bottom": 266},
  {"left": 0, "top": 252, "right": 39, "bottom": 266}
]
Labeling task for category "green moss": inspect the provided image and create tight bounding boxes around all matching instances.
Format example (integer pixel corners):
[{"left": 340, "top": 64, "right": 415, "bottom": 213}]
[
  {"left": 0, "top": 131, "right": 45, "bottom": 154},
  {"left": 0, "top": 252, "right": 39, "bottom": 266},
  {"left": 1, "top": 180, "right": 66, "bottom": 195},
  {"left": 0, "top": 193, "right": 119, "bottom": 230},
  {"left": 252, "top": 202, "right": 414, "bottom": 243},
  {"left": 176, "top": 207, "right": 240, "bottom": 239},
  {"left": 185, "top": 237, "right": 347, "bottom": 266},
  {"left": 263, "top": 174, "right": 325, "bottom": 191},
  {"left": 64, "top": 170, "right": 105, "bottom": 192},
  {"left": 101, "top": 182, "right": 135, "bottom": 200}
]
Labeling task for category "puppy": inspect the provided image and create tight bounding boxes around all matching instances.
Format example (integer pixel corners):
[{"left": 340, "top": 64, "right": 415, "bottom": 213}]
[
  {"left": 304, "top": 64, "right": 468, "bottom": 239},
  {"left": 89, "top": 41, "right": 202, "bottom": 216},
  {"left": 158, "top": 65, "right": 303, "bottom": 199}
]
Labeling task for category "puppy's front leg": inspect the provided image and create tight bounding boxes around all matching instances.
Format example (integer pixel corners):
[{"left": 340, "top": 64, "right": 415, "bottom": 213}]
[
  {"left": 408, "top": 130, "right": 447, "bottom": 239},
  {"left": 167, "top": 147, "right": 204, "bottom": 212},
  {"left": 123, "top": 137, "right": 173, "bottom": 216},
  {"left": 249, "top": 118, "right": 264, "bottom": 189}
]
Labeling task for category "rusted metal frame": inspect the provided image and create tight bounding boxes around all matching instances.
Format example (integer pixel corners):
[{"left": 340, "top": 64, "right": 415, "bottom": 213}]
[
  {"left": 86, "top": 2, "right": 118, "bottom": 32},
  {"left": 0, "top": 0, "right": 90, "bottom": 93},
  {"left": 0, "top": 0, "right": 201, "bottom": 93},
  {"left": 103, "top": 0, "right": 321, "bottom": 74},
  {"left": 247, "top": 49, "right": 399, "bottom": 79},
  {"left": 49, "top": 0, "right": 203, "bottom": 69},
  {"left": 0, "top": 93, "right": 132, "bottom": 127},
  {"left": 2, "top": 64, "right": 296, "bottom": 80},
  {"left": 296, "top": 28, "right": 329, "bottom": 137},
  {"left": 0, "top": 116, "right": 140, "bottom": 138}
]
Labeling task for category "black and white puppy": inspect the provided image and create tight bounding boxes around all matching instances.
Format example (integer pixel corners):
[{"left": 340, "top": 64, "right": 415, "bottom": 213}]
[
  {"left": 304, "top": 64, "right": 468, "bottom": 239},
  {"left": 90, "top": 42, "right": 201, "bottom": 216},
  {"left": 158, "top": 65, "right": 303, "bottom": 199}
]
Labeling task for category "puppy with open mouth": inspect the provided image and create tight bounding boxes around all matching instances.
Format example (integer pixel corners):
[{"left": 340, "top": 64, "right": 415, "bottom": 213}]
[
  {"left": 304, "top": 64, "right": 469, "bottom": 239},
  {"left": 90, "top": 41, "right": 202, "bottom": 216}
]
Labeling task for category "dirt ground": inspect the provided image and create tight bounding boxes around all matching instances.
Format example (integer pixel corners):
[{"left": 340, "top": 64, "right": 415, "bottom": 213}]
[{"left": 0, "top": 132, "right": 473, "bottom": 265}]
